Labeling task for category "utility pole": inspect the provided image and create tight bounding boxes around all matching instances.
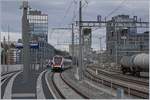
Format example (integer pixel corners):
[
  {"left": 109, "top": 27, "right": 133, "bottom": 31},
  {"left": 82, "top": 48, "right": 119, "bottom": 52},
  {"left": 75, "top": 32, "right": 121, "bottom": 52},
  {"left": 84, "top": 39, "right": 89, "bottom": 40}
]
[
  {"left": 78, "top": 0, "right": 83, "bottom": 80},
  {"left": 7, "top": 25, "right": 10, "bottom": 72},
  {"left": 20, "top": 1, "right": 30, "bottom": 83},
  {"left": 99, "top": 37, "right": 102, "bottom": 51},
  {"left": 8, "top": 25, "right": 10, "bottom": 45},
  {"left": 115, "top": 24, "right": 118, "bottom": 64},
  {"left": 72, "top": 23, "right": 74, "bottom": 66},
  {"left": 99, "top": 37, "right": 102, "bottom": 64}
]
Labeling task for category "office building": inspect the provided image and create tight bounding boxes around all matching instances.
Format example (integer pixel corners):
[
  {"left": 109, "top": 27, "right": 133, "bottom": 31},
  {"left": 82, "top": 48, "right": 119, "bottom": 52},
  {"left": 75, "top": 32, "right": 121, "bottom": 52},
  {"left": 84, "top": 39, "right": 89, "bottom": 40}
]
[
  {"left": 106, "top": 15, "right": 149, "bottom": 63},
  {"left": 27, "top": 9, "right": 56, "bottom": 66},
  {"left": 27, "top": 10, "right": 48, "bottom": 42},
  {"left": 1, "top": 40, "right": 17, "bottom": 64}
]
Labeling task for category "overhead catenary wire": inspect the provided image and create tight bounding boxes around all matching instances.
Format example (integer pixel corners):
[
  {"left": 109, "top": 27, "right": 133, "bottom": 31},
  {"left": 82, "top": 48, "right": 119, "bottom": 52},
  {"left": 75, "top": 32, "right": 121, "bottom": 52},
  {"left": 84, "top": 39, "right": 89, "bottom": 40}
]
[
  {"left": 51, "top": 0, "right": 89, "bottom": 51},
  {"left": 59, "top": 0, "right": 74, "bottom": 27},
  {"left": 105, "top": 0, "right": 127, "bottom": 19},
  {"left": 71, "top": 0, "right": 88, "bottom": 24},
  {"left": 50, "top": 0, "right": 74, "bottom": 40},
  {"left": 71, "top": 0, "right": 78, "bottom": 24},
  {"left": 54, "top": 0, "right": 88, "bottom": 42},
  {"left": 87, "top": 0, "right": 127, "bottom": 32}
]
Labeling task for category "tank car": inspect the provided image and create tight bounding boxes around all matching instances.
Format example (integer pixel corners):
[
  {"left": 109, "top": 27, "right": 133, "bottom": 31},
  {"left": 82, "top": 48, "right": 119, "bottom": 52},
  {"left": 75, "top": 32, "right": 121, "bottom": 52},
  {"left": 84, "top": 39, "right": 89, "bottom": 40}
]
[{"left": 120, "top": 53, "right": 149, "bottom": 76}]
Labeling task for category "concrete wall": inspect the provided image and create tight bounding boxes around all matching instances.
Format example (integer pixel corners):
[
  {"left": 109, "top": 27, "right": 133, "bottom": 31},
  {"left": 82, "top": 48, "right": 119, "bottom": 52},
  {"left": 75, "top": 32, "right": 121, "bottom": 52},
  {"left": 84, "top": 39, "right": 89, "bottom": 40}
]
[{"left": 1, "top": 64, "right": 23, "bottom": 74}]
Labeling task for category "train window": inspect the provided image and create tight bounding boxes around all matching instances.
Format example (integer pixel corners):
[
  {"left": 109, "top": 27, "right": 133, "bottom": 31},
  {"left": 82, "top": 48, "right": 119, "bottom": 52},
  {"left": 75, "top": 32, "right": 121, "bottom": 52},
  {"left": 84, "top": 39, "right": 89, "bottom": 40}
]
[
  {"left": 110, "top": 49, "right": 112, "bottom": 55},
  {"left": 140, "top": 45, "right": 143, "bottom": 50},
  {"left": 111, "top": 32, "right": 114, "bottom": 37},
  {"left": 54, "top": 57, "right": 62, "bottom": 64}
]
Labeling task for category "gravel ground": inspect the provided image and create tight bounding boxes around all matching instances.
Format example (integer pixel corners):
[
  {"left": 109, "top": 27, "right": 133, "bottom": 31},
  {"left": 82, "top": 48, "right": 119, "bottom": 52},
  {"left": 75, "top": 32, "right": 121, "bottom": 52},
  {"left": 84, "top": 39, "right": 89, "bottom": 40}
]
[
  {"left": 62, "top": 67, "right": 115, "bottom": 99},
  {"left": 54, "top": 73, "right": 83, "bottom": 99}
]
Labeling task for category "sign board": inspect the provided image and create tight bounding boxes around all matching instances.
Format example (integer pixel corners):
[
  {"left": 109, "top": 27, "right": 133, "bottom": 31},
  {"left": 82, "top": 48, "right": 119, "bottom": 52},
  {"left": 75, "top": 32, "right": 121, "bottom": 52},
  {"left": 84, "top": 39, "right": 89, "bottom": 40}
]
[
  {"left": 16, "top": 43, "right": 23, "bottom": 49},
  {"left": 83, "top": 28, "right": 91, "bottom": 36},
  {"left": 30, "top": 43, "right": 39, "bottom": 49},
  {"left": 82, "top": 28, "right": 92, "bottom": 43},
  {"left": 121, "top": 36, "right": 127, "bottom": 40},
  {"left": 15, "top": 43, "right": 39, "bottom": 49}
]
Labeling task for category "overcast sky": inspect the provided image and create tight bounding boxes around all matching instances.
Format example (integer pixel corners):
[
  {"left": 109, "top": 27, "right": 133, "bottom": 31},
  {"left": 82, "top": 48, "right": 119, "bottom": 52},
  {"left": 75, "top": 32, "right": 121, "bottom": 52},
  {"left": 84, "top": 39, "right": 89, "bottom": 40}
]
[{"left": 0, "top": 0, "right": 149, "bottom": 51}]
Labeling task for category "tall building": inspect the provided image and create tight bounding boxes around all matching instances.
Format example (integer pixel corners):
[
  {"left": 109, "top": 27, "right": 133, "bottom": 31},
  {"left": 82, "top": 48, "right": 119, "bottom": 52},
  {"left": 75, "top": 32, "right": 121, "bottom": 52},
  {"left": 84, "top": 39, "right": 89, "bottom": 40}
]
[
  {"left": 106, "top": 15, "right": 149, "bottom": 63},
  {"left": 7, "top": 48, "right": 17, "bottom": 64},
  {"left": 16, "top": 49, "right": 23, "bottom": 64},
  {"left": 16, "top": 39, "right": 23, "bottom": 64},
  {"left": 26, "top": 9, "right": 55, "bottom": 65},
  {"left": 1, "top": 41, "right": 17, "bottom": 64},
  {"left": 27, "top": 10, "right": 48, "bottom": 42}
]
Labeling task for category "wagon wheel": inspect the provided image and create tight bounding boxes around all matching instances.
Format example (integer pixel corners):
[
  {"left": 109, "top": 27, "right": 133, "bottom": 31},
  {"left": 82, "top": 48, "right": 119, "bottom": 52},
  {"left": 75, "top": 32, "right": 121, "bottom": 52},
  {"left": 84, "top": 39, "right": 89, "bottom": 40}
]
[
  {"left": 122, "top": 68, "right": 126, "bottom": 74},
  {"left": 131, "top": 70, "right": 136, "bottom": 76},
  {"left": 135, "top": 71, "right": 140, "bottom": 77}
]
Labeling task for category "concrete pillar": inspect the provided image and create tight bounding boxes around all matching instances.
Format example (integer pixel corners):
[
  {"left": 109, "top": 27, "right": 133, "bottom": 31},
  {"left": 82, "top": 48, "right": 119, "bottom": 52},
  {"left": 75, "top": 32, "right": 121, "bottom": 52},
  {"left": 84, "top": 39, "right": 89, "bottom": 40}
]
[
  {"left": 21, "top": 1, "right": 30, "bottom": 83},
  {"left": 116, "top": 88, "right": 124, "bottom": 99}
]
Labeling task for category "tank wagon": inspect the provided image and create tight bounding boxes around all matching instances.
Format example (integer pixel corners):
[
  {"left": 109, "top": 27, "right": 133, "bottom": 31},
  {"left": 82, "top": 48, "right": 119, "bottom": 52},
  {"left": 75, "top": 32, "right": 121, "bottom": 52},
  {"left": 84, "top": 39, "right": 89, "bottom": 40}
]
[{"left": 120, "top": 53, "right": 149, "bottom": 76}]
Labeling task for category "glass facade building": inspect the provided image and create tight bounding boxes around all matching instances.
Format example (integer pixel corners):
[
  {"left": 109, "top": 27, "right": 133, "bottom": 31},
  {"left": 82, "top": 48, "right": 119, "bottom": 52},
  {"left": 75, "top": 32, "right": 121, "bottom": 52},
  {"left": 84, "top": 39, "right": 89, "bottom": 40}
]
[
  {"left": 25, "top": 10, "right": 55, "bottom": 66},
  {"left": 27, "top": 10, "right": 48, "bottom": 42}
]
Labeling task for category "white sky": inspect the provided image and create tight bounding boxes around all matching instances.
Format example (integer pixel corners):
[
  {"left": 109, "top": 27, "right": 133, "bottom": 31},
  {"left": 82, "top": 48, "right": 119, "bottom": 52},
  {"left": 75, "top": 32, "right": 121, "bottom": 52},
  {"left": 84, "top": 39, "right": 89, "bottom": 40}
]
[{"left": 1, "top": 0, "right": 149, "bottom": 51}]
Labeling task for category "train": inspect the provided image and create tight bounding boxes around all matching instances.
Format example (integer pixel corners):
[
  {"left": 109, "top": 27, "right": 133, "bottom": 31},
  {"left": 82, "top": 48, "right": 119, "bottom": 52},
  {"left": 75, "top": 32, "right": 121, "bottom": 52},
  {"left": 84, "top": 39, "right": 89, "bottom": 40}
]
[
  {"left": 120, "top": 53, "right": 149, "bottom": 76},
  {"left": 51, "top": 55, "right": 64, "bottom": 71},
  {"left": 51, "top": 55, "right": 72, "bottom": 71}
]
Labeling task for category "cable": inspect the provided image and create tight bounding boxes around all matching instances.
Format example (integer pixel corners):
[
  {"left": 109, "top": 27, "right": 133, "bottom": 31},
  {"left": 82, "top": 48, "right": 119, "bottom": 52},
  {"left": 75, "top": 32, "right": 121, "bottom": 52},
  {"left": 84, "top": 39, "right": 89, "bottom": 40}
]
[
  {"left": 105, "top": 0, "right": 127, "bottom": 19},
  {"left": 82, "top": 0, "right": 88, "bottom": 8},
  {"left": 84, "top": 0, "right": 88, "bottom": 5},
  {"left": 59, "top": 0, "right": 74, "bottom": 27},
  {"left": 91, "top": 0, "right": 127, "bottom": 32},
  {"left": 71, "top": 0, "right": 78, "bottom": 24},
  {"left": 71, "top": 0, "right": 89, "bottom": 25}
]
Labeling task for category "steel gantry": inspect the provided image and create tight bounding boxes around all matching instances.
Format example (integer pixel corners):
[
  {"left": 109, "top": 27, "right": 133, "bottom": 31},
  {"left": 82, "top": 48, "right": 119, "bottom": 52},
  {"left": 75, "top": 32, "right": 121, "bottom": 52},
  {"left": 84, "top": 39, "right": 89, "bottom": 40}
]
[
  {"left": 75, "top": 13, "right": 149, "bottom": 80},
  {"left": 76, "top": 20, "right": 149, "bottom": 28}
]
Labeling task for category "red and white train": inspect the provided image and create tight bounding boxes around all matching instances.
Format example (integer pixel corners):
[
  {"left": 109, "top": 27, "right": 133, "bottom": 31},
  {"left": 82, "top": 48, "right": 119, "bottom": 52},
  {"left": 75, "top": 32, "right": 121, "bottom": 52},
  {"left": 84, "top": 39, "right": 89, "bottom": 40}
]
[
  {"left": 51, "top": 55, "right": 72, "bottom": 71},
  {"left": 52, "top": 55, "right": 64, "bottom": 71}
]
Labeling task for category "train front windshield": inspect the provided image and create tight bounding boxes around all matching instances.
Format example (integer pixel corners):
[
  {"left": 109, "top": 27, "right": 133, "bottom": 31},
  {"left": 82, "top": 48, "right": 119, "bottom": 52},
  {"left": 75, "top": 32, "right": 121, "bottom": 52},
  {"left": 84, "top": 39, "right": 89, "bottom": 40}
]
[{"left": 54, "top": 57, "right": 62, "bottom": 65}]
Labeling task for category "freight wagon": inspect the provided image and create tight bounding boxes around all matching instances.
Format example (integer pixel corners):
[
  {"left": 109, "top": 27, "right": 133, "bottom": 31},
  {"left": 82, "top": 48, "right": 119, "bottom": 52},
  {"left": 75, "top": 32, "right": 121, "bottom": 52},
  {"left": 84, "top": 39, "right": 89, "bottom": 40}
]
[{"left": 120, "top": 53, "right": 149, "bottom": 76}]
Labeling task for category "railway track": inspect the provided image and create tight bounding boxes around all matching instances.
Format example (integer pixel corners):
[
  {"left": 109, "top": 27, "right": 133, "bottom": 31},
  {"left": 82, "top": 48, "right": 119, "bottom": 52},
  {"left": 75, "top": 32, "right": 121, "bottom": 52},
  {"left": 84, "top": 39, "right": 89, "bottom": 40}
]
[
  {"left": 51, "top": 73, "right": 65, "bottom": 99},
  {"left": 89, "top": 67, "right": 149, "bottom": 86},
  {"left": 51, "top": 72, "right": 89, "bottom": 99},
  {"left": 1, "top": 70, "right": 22, "bottom": 99},
  {"left": 85, "top": 68, "right": 149, "bottom": 99},
  {"left": 1, "top": 70, "right": 21, "bottom": 84}
]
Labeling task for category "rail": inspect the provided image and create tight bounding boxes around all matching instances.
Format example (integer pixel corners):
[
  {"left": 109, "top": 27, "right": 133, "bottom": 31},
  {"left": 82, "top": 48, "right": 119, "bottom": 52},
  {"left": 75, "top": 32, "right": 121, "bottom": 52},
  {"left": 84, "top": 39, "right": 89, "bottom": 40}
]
[
  {"left": 89, "top": 67, "right": 149, "bottom": 86},
  {"left": 51, "top": 73, "right": 65, "bottom": 99},
  {"left": 85, "top": 68, "right": 149, "bottom": 99},
  {"left": 60, "top": 73, "right": 89, "bottom": 99},
  {"left": 51, "top": 72, "right": 89, "bottom": 99}
]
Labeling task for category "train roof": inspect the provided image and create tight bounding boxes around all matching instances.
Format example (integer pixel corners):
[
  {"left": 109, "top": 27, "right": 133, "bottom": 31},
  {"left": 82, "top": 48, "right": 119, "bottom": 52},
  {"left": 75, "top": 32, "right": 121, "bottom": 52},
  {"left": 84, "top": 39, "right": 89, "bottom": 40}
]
[{"left": 53, "top": 55, "right": 63, "bottom": 58}]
